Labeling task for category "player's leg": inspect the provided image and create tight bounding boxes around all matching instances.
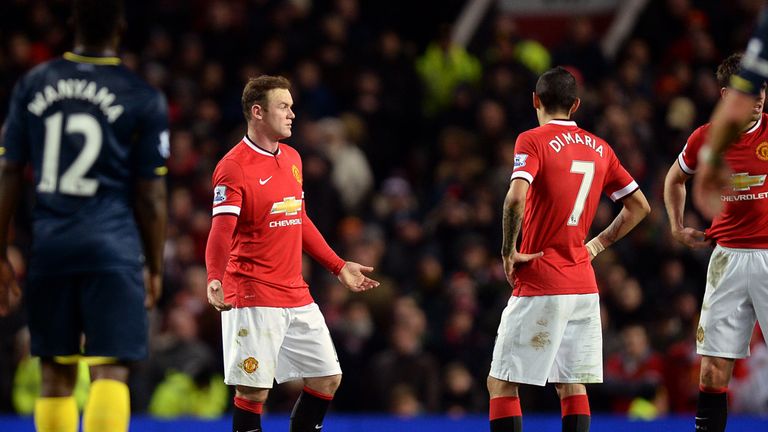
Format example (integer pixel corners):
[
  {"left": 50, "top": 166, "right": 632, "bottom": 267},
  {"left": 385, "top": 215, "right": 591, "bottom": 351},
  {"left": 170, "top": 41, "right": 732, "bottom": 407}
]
[
  {"left": 36, "top": 360, "right": 79, "bottom": 432},
  {"left": 695, "top": 246, "right": 754, "bottom": 432},
  {"left": 79, "top": 270, "right": 147, "bottom": 432},
  {"left": 83, "top": 362, "right": 131, "bottom": 432},
  {"left": 487, "top": 376, "right": 522, "bottom": 432},
  {"left": 696, "top": 356, "right": 735, "bottom": 432},
  {"left": 234, "top": 385, "right": 269, "bottom": 432},
  {"left": 487, "top": 295, "right": 569, "bottom": 431},
  {"left": 276, "top": 303, "right": 342, "bottom": 432},
  {"left": 289, "top": 375, "right": 341, "bottom": 432},
  {"left": 26, "top": 273, "right": 80, "bottom": 432},
  {"left": 223, "top": 306, "right": 287, "bottom": 432},
  {"left": 554, "top": 384, "right": 590, "bottom": 432},
  {"left": 549, "top": 294, "right": 601, "bottom": 432}
]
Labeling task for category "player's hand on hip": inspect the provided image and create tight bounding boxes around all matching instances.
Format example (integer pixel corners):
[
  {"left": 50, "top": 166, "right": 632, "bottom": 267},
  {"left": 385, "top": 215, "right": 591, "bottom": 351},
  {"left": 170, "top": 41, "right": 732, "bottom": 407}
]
[
  {"left": 0, "top": 258, "right": 21, "bottom": 317},
  {"left": 672, "top": 227, "right": 712, "bottom": 249},
  {"left": 502, "top": 251, "right": 543, "bottom": 286},
  {"left": 692, "top": 157, "right": 730, "bottom": 220},
  {"left": 338, "top": 261, "right": 380, "bottom": 292},
  {"left": 207, "top": 279, "right": 233, "bottom": 311},
  {"left": 144, "top": 272, "right": 163, "bottom": 309}
]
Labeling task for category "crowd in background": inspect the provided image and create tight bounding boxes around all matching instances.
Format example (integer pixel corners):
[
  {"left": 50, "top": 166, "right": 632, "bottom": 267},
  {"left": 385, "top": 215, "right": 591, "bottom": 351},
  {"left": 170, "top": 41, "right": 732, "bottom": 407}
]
[{"left": 1, "top": 0, "right": 768, "bottom": 419}]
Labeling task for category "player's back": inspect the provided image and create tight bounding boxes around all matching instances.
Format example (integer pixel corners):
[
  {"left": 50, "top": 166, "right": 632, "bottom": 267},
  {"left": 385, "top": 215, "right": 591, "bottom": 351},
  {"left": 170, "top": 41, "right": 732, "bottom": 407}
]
[
  {"left": 1, "top": 53, "right": 168, "bottom": 274},
  {"left": 510, "top": 120, "right": 637, "bottom": 295}
]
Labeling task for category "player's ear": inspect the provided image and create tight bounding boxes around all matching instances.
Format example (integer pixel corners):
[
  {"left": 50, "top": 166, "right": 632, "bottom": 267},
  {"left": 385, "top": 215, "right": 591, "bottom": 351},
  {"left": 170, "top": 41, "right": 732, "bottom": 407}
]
[
  {"left": 532, "top": 92, "right": 540, "bottom": 110},
  {"left": 251, "top": 104, "right": 263, "bottom": 120},
  {"left": 569, "top": 98, "right": 581, "bottom": 115}
]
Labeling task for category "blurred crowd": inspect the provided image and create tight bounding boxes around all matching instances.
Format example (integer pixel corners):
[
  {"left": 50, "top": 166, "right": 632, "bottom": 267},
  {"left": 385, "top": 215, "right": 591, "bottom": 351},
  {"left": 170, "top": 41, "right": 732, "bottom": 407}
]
[{"left": 2, "top": 0, "right": 768, "bottom": 419}]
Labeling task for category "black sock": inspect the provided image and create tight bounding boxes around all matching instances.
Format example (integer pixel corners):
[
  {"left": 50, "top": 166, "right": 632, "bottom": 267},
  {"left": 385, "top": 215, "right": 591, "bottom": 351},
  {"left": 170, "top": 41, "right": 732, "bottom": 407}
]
[
  {"left": 562, "top": 414, "right": 590, "bottom": 432},
  {"left": 290, "top": 387, "right": 332, "bottom": 432},
  {"left": 490, "top": 416, "right": 523, "bottom": 432},
  {"left": 695, "top": 390, "right": 727, "bottom": 432},
  {"left": 232, "top": 398, "right": 262, "bottom": 432}
]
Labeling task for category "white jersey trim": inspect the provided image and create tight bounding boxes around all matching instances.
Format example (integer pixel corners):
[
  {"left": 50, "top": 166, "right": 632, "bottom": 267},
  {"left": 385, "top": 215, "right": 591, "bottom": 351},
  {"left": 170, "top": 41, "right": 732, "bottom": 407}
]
[
  {"left": 678, "top": 152, "right": 695, "bottom": 175},
  {"left": 212, "top": 205, "right": 241, "bottom": 216},
  {"left": 511, "top": 171, "right": 534, "bottom": 184},
  {"left": 548, "top": 120, "right": 577, "bottom": 127},
  {"left": 610, "top": 181, "right": 639, "bottom": 201},
  {"left": 745, "top": 115, "right": 762, "bottom": 134},
  {"left": 243, "top": 135, "right": 281, "bottom": 157}
]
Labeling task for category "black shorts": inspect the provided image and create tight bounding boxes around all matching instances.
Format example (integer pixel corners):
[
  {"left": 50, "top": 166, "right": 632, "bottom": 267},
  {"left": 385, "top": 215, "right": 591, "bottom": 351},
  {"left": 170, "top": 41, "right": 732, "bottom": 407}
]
[{"left": 26, "top": 269, "right": 148, "bottom": 361}]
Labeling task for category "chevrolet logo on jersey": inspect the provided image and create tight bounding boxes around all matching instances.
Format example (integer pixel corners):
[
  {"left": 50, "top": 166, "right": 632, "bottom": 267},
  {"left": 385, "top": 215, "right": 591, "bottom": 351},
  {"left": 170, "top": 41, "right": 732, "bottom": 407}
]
[
  {"left": 731, "top": 172, "right": 766, "bottom": 191},
  {"left": 270, "top": 197, "right": 302, "bottom": 216}
]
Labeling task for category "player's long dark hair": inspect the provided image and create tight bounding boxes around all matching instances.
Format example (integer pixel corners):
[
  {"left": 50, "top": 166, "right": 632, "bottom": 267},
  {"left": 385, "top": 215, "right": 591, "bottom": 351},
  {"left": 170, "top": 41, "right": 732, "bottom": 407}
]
[
  {"left": 535, "top": 66, "right": 577, "bottom": 114},
  {"left": 73, "top": 0, "right": 124, "bottom": 47}
]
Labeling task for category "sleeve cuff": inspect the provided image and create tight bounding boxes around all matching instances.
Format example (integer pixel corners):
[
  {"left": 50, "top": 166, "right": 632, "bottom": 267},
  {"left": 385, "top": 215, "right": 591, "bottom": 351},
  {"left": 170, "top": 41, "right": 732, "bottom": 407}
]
[
  {"left": 212, "top": 205, "right": 241, "bottom": 216},
  {"left": 610, "top": 181, "right": 639, "bottom": 201},
  {"left": 511, "top": 171, "right": 534, "bottom": 184}
]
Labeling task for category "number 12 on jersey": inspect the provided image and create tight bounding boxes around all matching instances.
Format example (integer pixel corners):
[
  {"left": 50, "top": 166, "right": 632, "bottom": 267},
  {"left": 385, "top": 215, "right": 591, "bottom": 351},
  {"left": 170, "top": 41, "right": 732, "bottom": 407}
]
[
  {"left": 38, "top": 111, "right": 102, "bottom": 196},
  {"left": 567, "top": 160, "right": 594, "bottom": 226}
]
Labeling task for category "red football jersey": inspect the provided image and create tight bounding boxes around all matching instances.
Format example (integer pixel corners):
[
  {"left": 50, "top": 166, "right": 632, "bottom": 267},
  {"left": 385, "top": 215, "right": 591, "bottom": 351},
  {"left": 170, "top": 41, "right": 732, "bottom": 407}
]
[
  {"left": 678, "top": 113, "right": 768, "bottom": 248},
  {"left": 211, "top": 136, "right": 342, "bottom": 308},
  {"left": 510, "top": 120, "right": 638, "bottom": 296}
]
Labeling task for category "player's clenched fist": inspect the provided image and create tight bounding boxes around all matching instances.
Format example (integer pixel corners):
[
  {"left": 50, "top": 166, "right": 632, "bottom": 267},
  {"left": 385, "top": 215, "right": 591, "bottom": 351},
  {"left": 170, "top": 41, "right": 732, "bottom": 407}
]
[{"left": 207, "top": 279, "right": 233, "bottom": 311}]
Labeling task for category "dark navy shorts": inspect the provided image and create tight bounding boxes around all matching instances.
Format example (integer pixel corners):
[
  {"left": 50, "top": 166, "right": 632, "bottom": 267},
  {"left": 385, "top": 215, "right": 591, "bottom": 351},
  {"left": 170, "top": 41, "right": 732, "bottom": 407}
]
[{"left": 26, "top": 269, "right": 148, "bottom": 361}]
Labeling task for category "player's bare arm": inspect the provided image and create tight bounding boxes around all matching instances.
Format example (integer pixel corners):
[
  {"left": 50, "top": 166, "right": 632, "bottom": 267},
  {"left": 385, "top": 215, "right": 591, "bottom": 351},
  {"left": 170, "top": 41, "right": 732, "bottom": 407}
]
[
  {"left": 0, "top": 160, "right": 22, "bottom": 316},
  {"left": 501, "top": 179, "right": 543, "bottom": 285},
  {"left": 664, "top": 162, "right": 711, "bottom": 249},
  {"left": 134, "top": 177, "right": 167, "bottom": 308},
  {"left": 694, "top": 90, "right": 757, "bottom": 219},
  {"left": 337, "top": 261, "right": 379, "bottom": 292},
  {"left": 587, "top": 189, "right": 650, "bottom": 260}
]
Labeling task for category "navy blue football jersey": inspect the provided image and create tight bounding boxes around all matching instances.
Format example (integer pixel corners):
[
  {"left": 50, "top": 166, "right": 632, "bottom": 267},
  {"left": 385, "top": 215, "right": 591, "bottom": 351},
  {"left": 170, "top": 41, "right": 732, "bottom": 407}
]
[
  {"left": 734, "top": 8, "right": 768, "bottom": 95},
  {"left": 0, "top": 52, "right": 169, "bottom": 274}
]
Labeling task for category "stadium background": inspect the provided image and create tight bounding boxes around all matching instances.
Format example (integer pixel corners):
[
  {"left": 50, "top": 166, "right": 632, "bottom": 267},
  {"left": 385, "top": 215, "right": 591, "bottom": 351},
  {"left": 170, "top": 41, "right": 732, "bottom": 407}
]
[{"left": 1, "top": 0, "right": 767, "bottom": 429}]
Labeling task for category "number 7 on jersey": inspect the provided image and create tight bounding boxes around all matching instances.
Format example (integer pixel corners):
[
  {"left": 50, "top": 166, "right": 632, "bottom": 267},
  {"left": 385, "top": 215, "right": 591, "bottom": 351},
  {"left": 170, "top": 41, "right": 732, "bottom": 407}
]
[{"left": 567, "top": 160, "right": 594, "bottom": 226}]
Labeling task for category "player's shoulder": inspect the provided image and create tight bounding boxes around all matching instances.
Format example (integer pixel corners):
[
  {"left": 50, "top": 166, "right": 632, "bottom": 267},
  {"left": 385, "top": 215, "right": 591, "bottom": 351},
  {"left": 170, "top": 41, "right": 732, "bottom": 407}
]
[{"left": 687, "top": 122, "right": 711, "bottom": 144}]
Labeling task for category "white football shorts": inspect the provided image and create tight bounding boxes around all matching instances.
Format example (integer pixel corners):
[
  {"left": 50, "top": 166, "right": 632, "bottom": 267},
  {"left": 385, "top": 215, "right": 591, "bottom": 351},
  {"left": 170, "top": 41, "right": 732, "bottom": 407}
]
[
  {"left": 222, "top": 302, "right": 342, "bottom": 388},
  {"left": 489, "top": 293, "right": 602, "bottom": 386},
  {"left": 697, "top": 245, "right": 768, "bottom": 359}
]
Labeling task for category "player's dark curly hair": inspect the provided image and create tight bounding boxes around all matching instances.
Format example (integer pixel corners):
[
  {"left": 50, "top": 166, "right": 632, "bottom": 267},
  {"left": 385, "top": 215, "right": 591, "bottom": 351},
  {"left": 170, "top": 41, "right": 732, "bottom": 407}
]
[
  {"left": 535, "top": 66, "right": 578, "bottom": 114},
  {"left": 242, "top": 75, "right": 292, "bottom": 121},
  {"left": 716, "top": 53, "right": 743, "bottom": 88},
  {"left": 73, "top": 0, "right": 123, "bottom": 46}
]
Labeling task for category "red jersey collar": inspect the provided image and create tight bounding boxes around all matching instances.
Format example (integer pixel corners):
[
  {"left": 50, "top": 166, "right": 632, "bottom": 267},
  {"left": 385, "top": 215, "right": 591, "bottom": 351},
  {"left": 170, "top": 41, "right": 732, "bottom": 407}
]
[{"left": 243, "top": 135, "right": 281, "bottom": 157}]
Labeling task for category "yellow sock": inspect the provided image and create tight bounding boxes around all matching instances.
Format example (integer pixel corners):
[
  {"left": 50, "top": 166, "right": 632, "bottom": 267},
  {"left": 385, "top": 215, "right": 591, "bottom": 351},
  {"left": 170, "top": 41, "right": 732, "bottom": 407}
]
[
  {"left": 83, "top": 379, "right": 130, "bottom": 432},
  {"left": 34, "top": 396, "right": 78, "bottom": 432}
]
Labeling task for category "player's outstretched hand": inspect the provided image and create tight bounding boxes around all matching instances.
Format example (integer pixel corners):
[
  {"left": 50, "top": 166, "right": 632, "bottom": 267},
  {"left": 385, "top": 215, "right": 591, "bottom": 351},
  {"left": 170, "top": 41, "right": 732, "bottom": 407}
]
[
  {"left": 207, "top": 279, "right": 233, "bottom": 311},
  {"left": 338, "top": 262, "right": 380, "bottom": 292},
  {"left": 0, "top": 258, "right": 21, "bottom": 317},
  {"left": 692, "top": 157, "right": 729, "bottom": 220},
  {"left": 144, "top": 272, "right": 163, "bottom": 309},
  {"left": 502, "top": 251, "right": 543, "bottom": 287},
  {"left": 671, "top": 227, "right": 712, "bottom": 249}
]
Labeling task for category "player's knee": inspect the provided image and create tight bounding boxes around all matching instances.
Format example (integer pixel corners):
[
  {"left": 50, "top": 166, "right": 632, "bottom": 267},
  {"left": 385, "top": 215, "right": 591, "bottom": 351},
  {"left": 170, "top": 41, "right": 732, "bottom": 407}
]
[
  {"left": 699, "top": 357, "right": 733, "bottom": 388},
  {"left": 554, "top": 383, "right": 586, "bottom": 399},
  {"left": 40, "top": 360, "right": 78, "bottom": 397},
  {"left": 487, "top": 376, "right": 518, "bottom": 398},
  {"left": 236, "top": 385, "right": 269, "bottom": 403}
]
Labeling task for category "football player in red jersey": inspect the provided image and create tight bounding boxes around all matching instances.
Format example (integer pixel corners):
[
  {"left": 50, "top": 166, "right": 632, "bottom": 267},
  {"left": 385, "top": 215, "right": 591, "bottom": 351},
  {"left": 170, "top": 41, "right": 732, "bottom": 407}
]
[
  {"left": 664, "top": 53, "right": 768, "bottom": 432},
  {"left": 694, "top": 9, "right": 768, "bottom": 219},
  {"left": 204, "top": 75, "right": 378, "bottom": 432},
  {"left": 487, "top": 67, "right": 649, "bottom": 432}
]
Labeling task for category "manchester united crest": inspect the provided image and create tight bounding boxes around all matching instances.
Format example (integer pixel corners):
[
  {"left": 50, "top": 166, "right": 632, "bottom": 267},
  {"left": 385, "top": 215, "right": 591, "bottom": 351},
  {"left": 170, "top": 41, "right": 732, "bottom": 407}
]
[
  {"left": 291, "top": 165, "right": 302, "bottom": 184},
  {"left": 242, "top": 357, "right": 259, "bottom": 373},
  {"left": 696, "top": 326, "right": 705, "bottom": 344},
  {"left": 757, "top": 141, "right": 768, "bottom": 161}
]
